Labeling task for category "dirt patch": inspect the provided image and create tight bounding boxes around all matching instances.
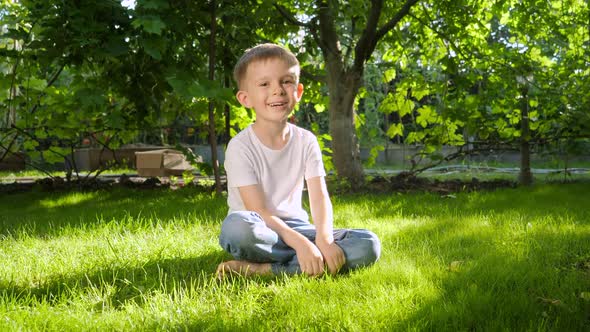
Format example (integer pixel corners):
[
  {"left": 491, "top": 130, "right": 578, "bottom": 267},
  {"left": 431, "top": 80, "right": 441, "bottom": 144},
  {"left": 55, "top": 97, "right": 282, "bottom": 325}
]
[
  {"left": 329, "top": 171, "right": 518, "bottom": 195},
  {"left": 0, "top": 175, "right": 219, "bottom": 195},
  {"left": 1, "top": 172, "right": 518, "bottom": 195}
]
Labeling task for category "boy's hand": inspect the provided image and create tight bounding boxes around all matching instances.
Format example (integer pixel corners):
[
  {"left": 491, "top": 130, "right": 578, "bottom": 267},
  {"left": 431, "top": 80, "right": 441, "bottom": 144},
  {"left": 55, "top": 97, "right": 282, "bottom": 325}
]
[
  {"left": 316, "top": 241, "right": 346, "bottom": 275},
  {"left": 295, "top": 240, "right": 325, "bottom": 276}
]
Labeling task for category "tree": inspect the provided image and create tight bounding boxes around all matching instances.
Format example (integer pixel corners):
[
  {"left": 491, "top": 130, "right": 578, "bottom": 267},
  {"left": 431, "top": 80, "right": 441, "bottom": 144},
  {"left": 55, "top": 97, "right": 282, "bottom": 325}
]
[
  {"left": 276, "top": 0, "right": 420, "bottom": 188},
  {"left": 3, "top": 0, "right": 587, "bottom": 189},
  {"left": 0, "top": 0, "right": 289, "bottom": 187},
  {"left": 1, "top": 0, "right": 139, "bottom": 179},
  {"left": 364, "top": 0, "right": 589, "bottom": 183}
]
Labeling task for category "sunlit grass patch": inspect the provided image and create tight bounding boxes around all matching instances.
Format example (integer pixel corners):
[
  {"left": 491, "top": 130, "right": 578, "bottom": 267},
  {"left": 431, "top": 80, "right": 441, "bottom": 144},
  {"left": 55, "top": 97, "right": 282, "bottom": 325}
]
[
  {"left": 0, "top": 184, "right": 589, "bottom": 330},
  {"left": 38, "top": 191, "right": 101, "bottom": 208}
]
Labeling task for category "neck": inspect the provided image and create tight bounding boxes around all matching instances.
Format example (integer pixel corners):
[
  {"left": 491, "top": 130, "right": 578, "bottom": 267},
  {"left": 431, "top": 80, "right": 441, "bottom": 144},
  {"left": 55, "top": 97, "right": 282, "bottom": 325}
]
[{"left": 252, "top": 120, "right": 290, "bottom": 150}]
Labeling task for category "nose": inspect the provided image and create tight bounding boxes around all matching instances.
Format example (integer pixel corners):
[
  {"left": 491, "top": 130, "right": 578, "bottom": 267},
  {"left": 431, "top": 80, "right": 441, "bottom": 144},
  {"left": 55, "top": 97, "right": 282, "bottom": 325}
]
[{"left": 272, "top": 82, "right": 286, "bottom": 95}]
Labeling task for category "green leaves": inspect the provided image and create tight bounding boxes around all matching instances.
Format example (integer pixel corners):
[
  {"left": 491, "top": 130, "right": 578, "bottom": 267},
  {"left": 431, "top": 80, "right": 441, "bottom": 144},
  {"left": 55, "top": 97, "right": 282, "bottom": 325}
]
[
  {"left": 25, "top": 78, "right": 47, "bottom": 91},
  {"left": 386, "top": 123, "right": 404, "bottom": 139},
  {"left": 166, "top": 73, "right": 233, "bottom": 101},
  {"left": 314, "top": 104, "right": 326, "bottom": 113},
  {"left": 140, "top": 37, "right": 165, "bottom": 60},
  {"left": 378, "top": 93, "right": 415, "bottom": 117},
  {"left": 104, "top": 37, "right": 129, "bottom": 57},
  {"left": 132, "top": 15, "right": 166, "bottom": 35},
  {"left": 382, "top": 68, "right": 396, "bottom": 83},
  {"left": 416, "top": 106, "right": 437, "bottom": 128},
  {"left": 366, "top": 145, "right": 384, "bottom": 167},
  {"left": 75, "top": 88, "right": 106, "bottom": 108},
  {"left": 137, "top": 0, "right": 170, "bottom": 10},
  {"left": 1, "top": 0, "right": 588, "bottom": 179}
]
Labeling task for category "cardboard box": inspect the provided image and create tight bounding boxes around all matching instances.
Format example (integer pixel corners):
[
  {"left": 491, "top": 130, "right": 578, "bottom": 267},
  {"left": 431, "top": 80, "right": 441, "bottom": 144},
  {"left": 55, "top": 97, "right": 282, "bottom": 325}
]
[
  {"left": 72, "top": 146, "right": 161, "bottom": 171},
  {"left": 135, "top": 149, "right": 194, "bottom": 177}
]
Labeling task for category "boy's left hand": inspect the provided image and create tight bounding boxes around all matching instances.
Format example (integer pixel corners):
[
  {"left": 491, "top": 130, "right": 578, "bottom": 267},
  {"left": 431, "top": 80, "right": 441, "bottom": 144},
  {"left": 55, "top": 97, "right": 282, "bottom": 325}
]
[{"left": 316, "top": 241, "right": 346, "bottom": 275}]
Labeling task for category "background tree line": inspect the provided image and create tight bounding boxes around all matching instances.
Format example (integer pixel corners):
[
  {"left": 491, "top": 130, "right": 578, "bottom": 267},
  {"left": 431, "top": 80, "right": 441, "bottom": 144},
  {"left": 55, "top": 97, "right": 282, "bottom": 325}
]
[{"left": 1, "top": 0, "right": 588, "bottom": 191}]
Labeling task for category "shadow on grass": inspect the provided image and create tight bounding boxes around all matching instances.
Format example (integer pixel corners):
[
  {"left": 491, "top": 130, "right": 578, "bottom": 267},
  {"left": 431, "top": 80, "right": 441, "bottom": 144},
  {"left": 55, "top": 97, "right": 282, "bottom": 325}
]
[
  {"left": 338, "top": 182, "right": 590, "bottom": 224},
  {"left": 0, "top": 187, "right": 227, "bottom": 238},
  {"left": 389, "top": 219, "right": 590, "bottom": 331},
  {"left": 0, "top": 251, "right": 228, "bottom": 309},
  {"left": 0, "top": 251, "right": 355, "bottom": 331}
]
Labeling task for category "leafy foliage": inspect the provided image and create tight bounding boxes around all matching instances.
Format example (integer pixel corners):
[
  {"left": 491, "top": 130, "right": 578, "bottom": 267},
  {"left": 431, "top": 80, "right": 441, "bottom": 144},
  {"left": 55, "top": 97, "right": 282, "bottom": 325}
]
[
  {"left": 1, "top": 0, "right": 588, "bottom": 182},
  {"left": 364, "top": 0, "right": 589, "bottom": 173},
  {"left": 0, "top": 0, "right": 294, "bottom": 179}
]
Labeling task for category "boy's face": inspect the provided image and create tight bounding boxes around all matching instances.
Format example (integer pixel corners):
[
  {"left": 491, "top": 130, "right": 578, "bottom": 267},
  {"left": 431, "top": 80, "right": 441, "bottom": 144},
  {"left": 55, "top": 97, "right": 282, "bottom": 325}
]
[{"left": 236, "top": 58, "right": 303, "bottom": 124}]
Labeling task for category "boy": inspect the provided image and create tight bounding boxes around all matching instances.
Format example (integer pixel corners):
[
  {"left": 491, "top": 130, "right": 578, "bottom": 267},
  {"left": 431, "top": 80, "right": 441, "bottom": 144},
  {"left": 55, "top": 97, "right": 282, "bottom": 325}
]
[{"left": 216, "top": 43, "right": 380, "bottom": 277}]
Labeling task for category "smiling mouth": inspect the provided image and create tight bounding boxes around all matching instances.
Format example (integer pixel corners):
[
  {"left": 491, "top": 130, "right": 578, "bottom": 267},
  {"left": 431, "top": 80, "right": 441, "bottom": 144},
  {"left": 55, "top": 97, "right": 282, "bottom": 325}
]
[{"left": 268, "top": 102, "right": 287, "bottom": 107}]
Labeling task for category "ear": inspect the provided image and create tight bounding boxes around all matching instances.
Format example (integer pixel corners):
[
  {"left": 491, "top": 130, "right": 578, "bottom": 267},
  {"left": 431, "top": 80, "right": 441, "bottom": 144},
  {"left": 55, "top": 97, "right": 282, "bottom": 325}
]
[
  {"left": 236, "top": 90, "right": 251, "bottom": 108},
  {"left": 295, "top": 83, "right": 304, "bottom": 101}
]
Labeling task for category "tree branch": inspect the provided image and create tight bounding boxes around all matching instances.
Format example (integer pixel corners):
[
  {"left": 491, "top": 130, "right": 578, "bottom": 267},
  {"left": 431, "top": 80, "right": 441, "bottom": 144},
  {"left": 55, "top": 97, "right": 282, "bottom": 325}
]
[
  {"left": 407, "top": 4, "right": 469, "bottom": 60},
  {"left": 300, "top": 68, "right": 326, "bottom": 83},
  {"left": 86, "top": 130, "right": 121, "bottom": 181},
  {"left": 374, "top": 0, "right": 420, "bottom": 42},
  {"left": 344, "top": 16, "right": 357, "bottom": 64},
  {"left": 46, "top": 64, "right": 65, "bottom": 89},
  {"left": 274, "top": 4, "right": 312, "bottom": 27},
  {"left": 7, "top": 20, "right": 38, "bottom": 125},
  {"left": 0, "top": 129, "right": 57, "bottom": 179},
  {"left": 11, "top": 124, "right": 72, "bottom": 163},
  {"left": 0, "top": 139, "right": 55, "bottom": 179},
  {"left": 316, "top": 0, "right": 344, "bottom": 65},
  {"left": 0, "top": 131, "right": 17, "bottom": 163},
  {"left": 274, "top": 3, "right": 322, "bottom": 57},
  {"left": 353, "top": 0, "right": 420, "bottom": 70},
  {"left": 307, "top": 17, "right": 323, "bottom": 54},
  {"left": 352, "top": 0, "right": 383, "bottom": 71},
  {"left": 29, "top": 63, "right": 66, "bottom": 115}
]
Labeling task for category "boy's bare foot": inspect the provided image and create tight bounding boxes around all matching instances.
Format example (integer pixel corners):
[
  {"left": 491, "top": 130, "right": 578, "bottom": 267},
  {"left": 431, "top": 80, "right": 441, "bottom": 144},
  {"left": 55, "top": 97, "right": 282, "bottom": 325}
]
[{"left": 216, "top": 260, "right": 272, "bottom": 278}]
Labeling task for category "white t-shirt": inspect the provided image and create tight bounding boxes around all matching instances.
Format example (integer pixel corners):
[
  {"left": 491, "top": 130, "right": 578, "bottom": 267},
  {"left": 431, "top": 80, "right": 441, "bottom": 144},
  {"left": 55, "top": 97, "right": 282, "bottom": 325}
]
[{"left": 225, "top": 123, "right": 326, "bottom": 221}]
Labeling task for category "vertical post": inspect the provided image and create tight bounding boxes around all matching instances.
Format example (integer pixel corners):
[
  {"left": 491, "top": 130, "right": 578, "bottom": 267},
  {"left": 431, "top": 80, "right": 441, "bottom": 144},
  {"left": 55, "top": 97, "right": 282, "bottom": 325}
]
[
  {"left": 224, "top": 74, "right": 231, "bottom": 144},
  {"left": 208, "top": 0, "right": 222, "bottom": 194},
  {"left": 519, "top": 80, "right": 533, "bottom": 186}
]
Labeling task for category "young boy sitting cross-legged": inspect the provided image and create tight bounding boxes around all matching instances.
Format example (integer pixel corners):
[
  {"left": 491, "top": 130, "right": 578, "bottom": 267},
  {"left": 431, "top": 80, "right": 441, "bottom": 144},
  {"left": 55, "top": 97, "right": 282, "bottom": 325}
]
[{"left": 216, "top": 43, "right": 380, "bottom": 277}]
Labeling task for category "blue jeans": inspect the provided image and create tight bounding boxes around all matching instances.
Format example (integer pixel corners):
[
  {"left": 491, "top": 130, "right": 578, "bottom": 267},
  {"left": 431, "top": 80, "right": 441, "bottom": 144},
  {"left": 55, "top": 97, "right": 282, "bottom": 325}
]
[{"left": 219, "top": 211, "right": 381, "bottom": 275}]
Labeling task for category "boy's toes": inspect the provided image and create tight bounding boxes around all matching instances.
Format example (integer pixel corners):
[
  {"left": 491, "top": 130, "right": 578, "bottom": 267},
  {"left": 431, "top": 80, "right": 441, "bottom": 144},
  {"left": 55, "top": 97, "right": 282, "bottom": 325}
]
[{"left": 215, "top": 262, "right": 231, "bottom": 279}]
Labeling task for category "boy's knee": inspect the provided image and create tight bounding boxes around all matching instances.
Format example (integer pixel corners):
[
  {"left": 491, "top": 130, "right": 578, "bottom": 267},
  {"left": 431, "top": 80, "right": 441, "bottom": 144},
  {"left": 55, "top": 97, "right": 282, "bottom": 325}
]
[
  {"left": 345, "top": 230, "right": 381, "bottom": 269},
  {"left": 223, "top": 211, "right": 260, "bottom": 227},
  {"left": 220, "top": 211, "right": 260, "bottom": 244},
  {"left": 219, "top": 211, "right": 278, "bottom": 262},
  {"left": 366, "top": 231, "right": 381, "bottom": 264},
  {"left": 219, "top": 211, "right": 271, "bottom": 255},
  {"left": 360, "top": 230, "right": 381, "bottom": 265}
]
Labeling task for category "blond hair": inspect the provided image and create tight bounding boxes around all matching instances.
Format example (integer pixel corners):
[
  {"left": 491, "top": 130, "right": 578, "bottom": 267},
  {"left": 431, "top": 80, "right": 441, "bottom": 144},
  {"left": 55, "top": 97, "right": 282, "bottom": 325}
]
[{"left": 233, "top": 43, "right": 300, "bottom": 89}]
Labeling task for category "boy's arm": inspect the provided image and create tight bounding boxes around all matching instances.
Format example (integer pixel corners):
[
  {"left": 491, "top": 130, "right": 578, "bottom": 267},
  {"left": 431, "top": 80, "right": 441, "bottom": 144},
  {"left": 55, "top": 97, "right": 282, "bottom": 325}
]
[
  {"left": 238, "top": 184, "right": 325, "bottom": 276},
  {"left": 307, "top": 176, "right": 346, "bottom": 274}
]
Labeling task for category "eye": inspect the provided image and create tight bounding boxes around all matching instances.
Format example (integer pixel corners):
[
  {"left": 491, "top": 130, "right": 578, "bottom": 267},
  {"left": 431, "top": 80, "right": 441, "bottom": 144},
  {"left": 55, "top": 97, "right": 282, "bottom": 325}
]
[
  {"left": 282, "top": 79, "right": 294, "bottom": 84},
  {"left": 259, "top": 82, "right": 269, "bottom": 87}
]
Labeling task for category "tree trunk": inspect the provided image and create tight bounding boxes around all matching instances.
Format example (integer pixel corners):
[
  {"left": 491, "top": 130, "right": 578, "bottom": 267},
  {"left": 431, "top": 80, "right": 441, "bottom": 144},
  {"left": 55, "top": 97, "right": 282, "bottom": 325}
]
[
  {"left": 224, "top": 74, "right": 231, "bottom": 144},
  {"left": 326, "top": 68, "right": 365, "bottom": 188},
  {"left": 221, "top": 13, "right": 232, "bottom": 145},
  {"left": 310, "top": 0, "right": 418, "bottom": 188},
  {"left": 519, "top": 85, "right": 533, "bottom": 186},
  {"left": 316, "top": 1, "right": 366, "bottom": 188},
  {"left": 208, "top": 0, "right": 222, "bottom": 195}
]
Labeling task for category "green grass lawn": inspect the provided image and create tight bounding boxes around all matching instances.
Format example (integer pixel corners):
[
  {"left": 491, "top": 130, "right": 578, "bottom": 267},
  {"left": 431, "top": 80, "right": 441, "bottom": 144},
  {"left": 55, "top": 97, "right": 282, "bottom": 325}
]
[{"left": 1, "top": 184, "right": 589, "bottom": 331}]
